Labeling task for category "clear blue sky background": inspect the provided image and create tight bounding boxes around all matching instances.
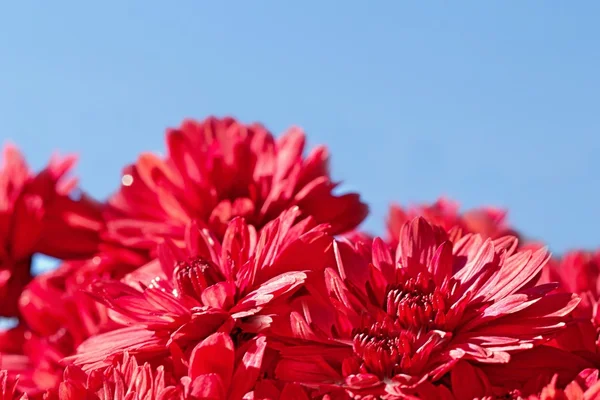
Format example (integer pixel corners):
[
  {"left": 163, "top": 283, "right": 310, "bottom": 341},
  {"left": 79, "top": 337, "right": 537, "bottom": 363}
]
[{"left": 1, "top": 2, "right": 599, "bottom": 274}]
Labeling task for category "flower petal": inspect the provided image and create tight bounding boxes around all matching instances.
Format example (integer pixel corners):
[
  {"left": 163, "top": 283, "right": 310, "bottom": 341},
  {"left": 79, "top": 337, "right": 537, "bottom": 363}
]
[
  {"left": 229, "top": 336, "right": 268, "bottom": 400},
  {"left": 189, "top": 333, "right": 234, "bottom": 389}
]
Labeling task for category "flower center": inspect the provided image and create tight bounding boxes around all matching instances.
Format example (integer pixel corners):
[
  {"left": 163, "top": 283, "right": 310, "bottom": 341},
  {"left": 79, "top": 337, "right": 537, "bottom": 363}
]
[
  {"left": 352, "top": 320, "right": 415, "bottom": 378},
  {"left": 173, "top": 257, "right": 223, "bottom": 300},
  {"left": 385, "top": 274, "right": 449, "bottom": 329}
]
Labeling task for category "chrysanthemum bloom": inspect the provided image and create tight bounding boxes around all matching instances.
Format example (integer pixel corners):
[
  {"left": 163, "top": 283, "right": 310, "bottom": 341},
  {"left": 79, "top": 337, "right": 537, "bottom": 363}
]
[
  {"left": 274, "top": 218, "right": 579, "bottom": 398},
  {"left": 386, "top": 197, "right": 517, "bottom": 249},
  {"left": 49, "top": 352, "right": 177, "bottom": 400},
  {"left": 526, "top": 369, "right": 600, "bottom": 400},
  {"left": 479, "top": 346, "right": 595, "bottom": 397},
  {"left": 537, "top": 251, "right": 600, "bottom": 359},
  {"left": 104, "top": 116, "right": 367, "bottom": 255},
  {"left": 411, "top": 360, "right": 600, "bottom": 400},
  {"left": 488, "top": 364, "right": 600, "bottom": 400},
  {"left": 543, "top": 251, "right": 600, "bottom": 318},
  {"left": 65, "top": 208, "right": 332, "bottom": 372},
  {"left": 11, "top": 258, "right": 123, "bottom": 393},
  {"left": 3, "top": 241, "right": 149, "bottom": 395},
  {"left": 45, "top": 356, "right": 170, "bottom": 400},
  {"left": 52, "top": 333, "right": 325, "bottom": 400},
  {"left": 0, "top": 144, "right": 103, "bottom": 317}
]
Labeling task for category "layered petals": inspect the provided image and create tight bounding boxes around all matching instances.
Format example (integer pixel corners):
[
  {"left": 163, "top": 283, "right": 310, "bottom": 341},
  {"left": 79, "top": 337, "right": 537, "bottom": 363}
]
[
  {"left": 1, "top": 118, "right": 596, "bottom": 400},
  {"left": 273, "top": 217, "right": 579, "bottom": 396},
  {"left": 386, "top": 197, "right": 517, "bottom": 249},
  {"left": 65, "top": 209, "right": 332, "bottom": 371},
  {"left": 0, "top": 145, "right": 103, "bottom": 317},
  {"left": 105, "top": 116, "right": 367, "bottom": 255}
]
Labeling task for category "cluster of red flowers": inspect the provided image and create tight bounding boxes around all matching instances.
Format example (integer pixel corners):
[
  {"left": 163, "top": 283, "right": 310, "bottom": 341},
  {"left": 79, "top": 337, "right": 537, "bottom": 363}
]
[{"left": 1, "top": 116, "right": 599, "bottom": 400}]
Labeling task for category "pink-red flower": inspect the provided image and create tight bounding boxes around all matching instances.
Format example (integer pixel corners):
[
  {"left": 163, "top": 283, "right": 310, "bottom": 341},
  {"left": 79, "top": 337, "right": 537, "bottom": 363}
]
[
  {"left": 47, "top": 352, "right": 173, "bottom": 400},
  {"left": 543, "top": 251, "right": 600, "bottom": 318},
  {"left": 409, "top": 358, "right": 600, "bottom": 400},
  {"left": 104, "top": 116, "right": 367, "bottom": 255},
  {"left": 50, "top": 334, "right": 322, "bottom": 400},
  {"left": 527, "top": 369, "right": 600, "bottom": 400},
  {"left": 274, "top": 217, "right": 579, "bottom": 398},
  {"left": 537, "top": 251, "right": 600, "bottom": 361},
  {"left": 2, "top": 242, "right": 149, "bottom": 395},
  {"left": 0, "top": 144, "right": 102, "bottom": 317},
  {"left": 13, "top": 261, "right": 114, "bottom": 392},
  {"left": 386, "top": 198, "right": 517, "bottom": 249},
  {"left": 480, "top": 346, "right": 595, "bottom": 397},
  {"left": 2, "top": 115, "right": 598, "bottom": 399},
  {"left": 65, "top": 208, "right": 332, "bottom": 372}
]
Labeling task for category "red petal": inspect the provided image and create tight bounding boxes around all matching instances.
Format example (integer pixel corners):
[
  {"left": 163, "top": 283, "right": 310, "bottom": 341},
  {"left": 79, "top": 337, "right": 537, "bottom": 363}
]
[
  {"left": 188, "top": 373, "right": 226, "bottom": 399},
  {"left": 279, "top": 384, "right": 310, "bottom": 400},
  {"left": 229, "top": 336, "right": 267, "bottom": 399},
  {"left": 189, "top": 333, "right": 234, "bottom": 388},
  {"left": 450, "top": 361, "right": 492, "bottom": 400},
  {"left": 371, "top": 237, "right": 395, "bottom": 283},
  {"left": 201, "top": 282, "right": 236, "bottom": 310},
  {"left": 274, "top": 127, "right": 306, "bottom": 182},
  {"left": 230, "top": 271, "right": 307, "bottom": 318},
  {"left": 221, "top": 217, "right": 254, "bottom": 280},
  {"left": 430, "top": 241, "right": 453, "bottom": 285},
  {"left": 396, "top": 217, "right": 444, "bottom": 273}
]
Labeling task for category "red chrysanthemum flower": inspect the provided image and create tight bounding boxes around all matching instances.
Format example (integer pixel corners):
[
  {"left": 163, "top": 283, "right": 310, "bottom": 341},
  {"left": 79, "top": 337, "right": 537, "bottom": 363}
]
[
  {"left": 0, "top": 144, "right": 103, "bottom": 317},
  {"left": 479, "top": 346, "right": 595, "bottom": 397},
  {"left": 51, "top": 334, "right": 323, "bottom": 400},
  {"left": 12, "top": 261, "right": 117, "bottom": 393},
  {"left": 2, "top": 243, "right": 149, "bottom": 395},
  {"left": 544, "top": 251, "right": 600, "bottom": 318},
  {"left": 386, "top": 197, "right": 517, "bottom": 249},
  {"left": 104, "top": 116, "right": 367, "bottom": 256},
  {"left": 273, "top": 217, "right": 579, "bottom": 398},
  {"left": 47, "top": 352, "right": 174, "bottom": 400},
  {"left": 536, "top": 251, "right": 600, "bottom": 360},
  {"left": 65, "top": 208, "right": 332, "bottom": 372},
  {"left": 526, "top": 369, "right": 600, "bottom": 400},
  {"left": 485, "top": 358, "right": 600, "bottom": 400},
  {"left": 410, "top": 358, "right": 600, "bottom": 400}
]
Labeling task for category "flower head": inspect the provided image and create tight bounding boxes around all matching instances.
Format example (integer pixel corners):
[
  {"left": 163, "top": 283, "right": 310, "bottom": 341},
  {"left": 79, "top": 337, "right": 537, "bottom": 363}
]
[
  {"left": 274, "top": 217, "right": 579, "bottom": 397},
  {"left": 480, "top": 346, "right": 595, "bottom": 397},
  {"left": 538, "top": 251, "right": 600, "bottom": 358},
  {"left": 407, "top": 359, "right": 600, "bottom": 400},
  {"left": 544, "top": 250, "right": 600, "bottom": 317},
  {"left": 0, "top": 144, "right": 102, "bottom": 317},
  {"left": 526, "top": 369, "right": 600, "bottom": 400},
  {"left": 386, "top": 198, "right": 516, "bottom": 249},
  {"left": 12, "top": 259, "right": 123, "bottom": 393},
  {"left": 65, "top": 208, "right": 332, "bottom": 372},
  {"left": 105, "top": 116, "right": 367, "bottom": 255},
  {"left": 46, "top": 352, "right": 173, "bottom": 400},
  {"left": 51, "top": 333, "right": 317, "bottom": 400}
]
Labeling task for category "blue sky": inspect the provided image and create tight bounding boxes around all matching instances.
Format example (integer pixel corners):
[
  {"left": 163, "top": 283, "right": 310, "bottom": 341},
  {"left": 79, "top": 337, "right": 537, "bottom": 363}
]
[{"left": 1, "top": 2, "right": 599, "bottom": 267}]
